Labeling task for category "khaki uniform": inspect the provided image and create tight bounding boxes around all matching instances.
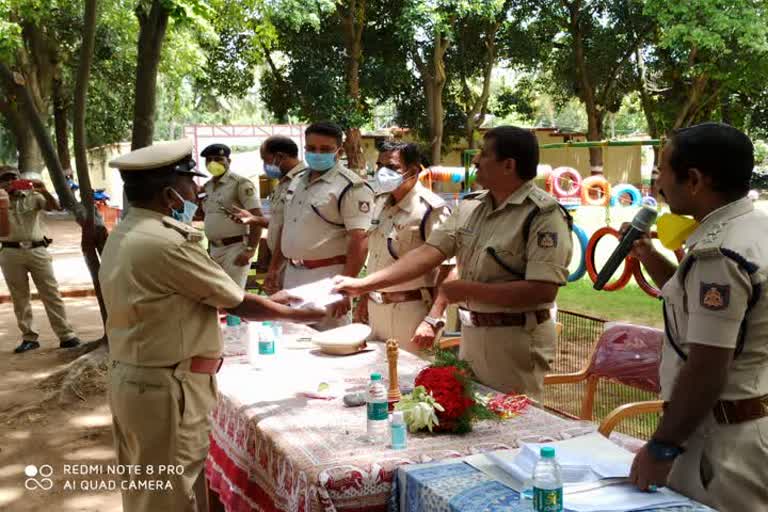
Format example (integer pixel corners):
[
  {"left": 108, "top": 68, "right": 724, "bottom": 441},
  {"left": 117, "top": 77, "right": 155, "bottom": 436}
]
[
  {"left": 367, "top": 183, "right": 450, "bottom": 352},
  {"left": 265, "top": 163, "right": 306, "bottom": 289},
  {"left": 660, "top": 198, "right": 768, "bottom": 510},
  {"left": 427, "top": 182, "right": 572, "bottom": 399},
  {"left": 281, "top": 163, "right": 374, "bottom": 330},
  {"left": 202, "top": 171, "right": 262, "bottom": 288},
  {"left": 0, "top": 190, "right": 75, "bottom": 342},
  {"left": 100, "top": 207, "right": 244, "bottom": 512}
]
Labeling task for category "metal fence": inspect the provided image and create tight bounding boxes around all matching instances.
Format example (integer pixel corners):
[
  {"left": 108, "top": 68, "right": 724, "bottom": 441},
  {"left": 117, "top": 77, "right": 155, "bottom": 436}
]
[{"left": 543, "top": 309, "right": 661, "bottom": 440}]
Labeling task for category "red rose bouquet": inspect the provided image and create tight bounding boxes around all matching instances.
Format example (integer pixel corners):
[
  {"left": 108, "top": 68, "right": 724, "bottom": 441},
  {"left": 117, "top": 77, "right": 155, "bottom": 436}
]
[{"left": 396, "top": 349, "right": 518, "bottom": 434}]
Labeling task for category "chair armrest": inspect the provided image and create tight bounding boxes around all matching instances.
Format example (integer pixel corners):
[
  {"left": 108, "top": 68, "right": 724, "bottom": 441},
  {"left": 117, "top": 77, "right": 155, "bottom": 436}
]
[
  {"left": 438, "top": 336, "right": 461, "bottom": 350},
  {"left": 598, "top": 400, "right": 664, "bottom": 437},
  {"left": 544, "top": 371, "right": 588, "bottom": 385}
]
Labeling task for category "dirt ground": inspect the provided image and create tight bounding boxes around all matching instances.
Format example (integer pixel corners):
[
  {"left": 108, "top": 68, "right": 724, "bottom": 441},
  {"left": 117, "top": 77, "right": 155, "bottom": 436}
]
[{"left": 0, "top": 297, "right": 122, "bottom": 512}]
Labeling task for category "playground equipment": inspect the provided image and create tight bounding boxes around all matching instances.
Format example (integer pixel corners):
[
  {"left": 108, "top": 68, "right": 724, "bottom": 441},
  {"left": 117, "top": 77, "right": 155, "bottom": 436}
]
[
  {"left": 610, "top": 184, "right": 642, "bottom": 207},
  {"left": 551, "top": 166, "right": 582, "bottom": 199},
  {"left": 580, "top": 175, "right": 611, "bottom": 206}
]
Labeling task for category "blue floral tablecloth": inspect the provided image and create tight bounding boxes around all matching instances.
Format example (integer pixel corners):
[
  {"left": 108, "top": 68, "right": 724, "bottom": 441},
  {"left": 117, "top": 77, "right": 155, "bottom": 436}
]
[{"left": 390, "top": 461, "right": 713, "bottom": 512}]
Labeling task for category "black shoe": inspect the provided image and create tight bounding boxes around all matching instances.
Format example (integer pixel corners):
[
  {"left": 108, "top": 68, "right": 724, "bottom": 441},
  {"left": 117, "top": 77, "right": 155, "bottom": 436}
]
[
  {"left": 14, "top": 340, "right": 40, "bottom": 353},
  {"left": 59, "top": 337, "right": 81, "bottom": 349}
]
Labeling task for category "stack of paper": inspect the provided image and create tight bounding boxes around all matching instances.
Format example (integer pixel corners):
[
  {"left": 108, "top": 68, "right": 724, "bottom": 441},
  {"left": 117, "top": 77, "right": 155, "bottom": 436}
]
[
  {"left": 487, "top": 432, "right": 633, "bottom": 486},
  {"left": 565, "top": 483, "right": 691, "bottom": 512},
  {"left": 486, "top": 433, "right": 693, "bottom": 512},
  {"left": 285, "top": 278, "right": 344, "bottom": 309}
]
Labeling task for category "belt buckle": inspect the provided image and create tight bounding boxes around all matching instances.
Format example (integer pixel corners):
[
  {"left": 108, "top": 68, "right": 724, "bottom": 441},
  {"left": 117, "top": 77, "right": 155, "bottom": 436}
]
[
  {"left": 20, "top": 241, "right": 33, "bottom": 249},
  {"left": 292, "top": 259, "right": 305, "bottom": 267},
  {"left": 458, "top": 308, "right": 474, "bottom": 327},
  {"left": 369, "top": 292, "right": 384, "bottom": 304}
]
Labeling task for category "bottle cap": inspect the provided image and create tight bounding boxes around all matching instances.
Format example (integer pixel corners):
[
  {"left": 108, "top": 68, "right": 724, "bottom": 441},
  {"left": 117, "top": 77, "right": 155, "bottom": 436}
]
[
  {"left": 370, "top": 373, "right": 382, "bottom": 381},
  {"left": 226, "top": 315, "right": 241, "bottom": 326},
  {"left": 540, "top": 446, "right": 555, "bottom": 459},
  {"left": 391, "top": 411, "right": 404, "bottom": 425}
]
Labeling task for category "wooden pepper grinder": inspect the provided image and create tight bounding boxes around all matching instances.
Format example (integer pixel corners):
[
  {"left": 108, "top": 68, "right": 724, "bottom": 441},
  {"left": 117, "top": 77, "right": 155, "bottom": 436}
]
[{"left": 386, "top": 338, "right": 402, "bottom": 408}]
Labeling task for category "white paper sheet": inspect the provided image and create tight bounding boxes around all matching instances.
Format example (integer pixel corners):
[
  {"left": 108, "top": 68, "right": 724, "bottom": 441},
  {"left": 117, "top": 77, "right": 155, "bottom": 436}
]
[
  {"left": 565, "top": 484, "right": 691, "bottom": 512},
  {"left": 286, "top": 278, "right": 344, "bottom": 309}
]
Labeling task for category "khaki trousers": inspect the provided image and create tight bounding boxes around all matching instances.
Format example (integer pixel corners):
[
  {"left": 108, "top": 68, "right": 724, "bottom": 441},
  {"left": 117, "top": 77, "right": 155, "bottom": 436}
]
[
  {"left": 368, "top": 298, "right": 430, "bottom": 354},
  {"left": 210, "top": 243, "right": 249, "bottom": 289},
  {"left": 108, "top": 360, "right": 218, "bottom": 512},
  {"left": 459, "top": 316, "right": 557, "bottom": 401},
  {"left": 283, "top": 262, "right": 349, "bottom": 331},
  {"left": 667, "top": 415, "right": 768, "bottom": 511},
  {"left": 0, "top": 246, "right": 75, "bottom": 342}
]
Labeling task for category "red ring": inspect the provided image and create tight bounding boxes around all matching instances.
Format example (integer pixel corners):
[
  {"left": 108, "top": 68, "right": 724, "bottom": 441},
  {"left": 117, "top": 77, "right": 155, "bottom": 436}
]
[
  {"left": 585, "top": 227, "right": 635, "bottom": 291},
  {"left": 632, "top": 232, "right": 686, "bottom": 298}
]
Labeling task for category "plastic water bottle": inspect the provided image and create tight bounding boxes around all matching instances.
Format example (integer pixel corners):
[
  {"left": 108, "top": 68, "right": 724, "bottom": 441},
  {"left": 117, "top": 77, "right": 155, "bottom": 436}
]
[
  {"left": 533, "top": 446, "right": 563, "bottom": 512},
  {"left": 258, "top": 322, "right": 276, "bottom": 355},
  {"left": 390, "top": 411, "right": 407, "bottom": 450},
  {"left": 366, "top": 373, "right": 388, "bottom": 443},
  {"left": 223, "top": 315, "right": 245, "bottom": 356}
]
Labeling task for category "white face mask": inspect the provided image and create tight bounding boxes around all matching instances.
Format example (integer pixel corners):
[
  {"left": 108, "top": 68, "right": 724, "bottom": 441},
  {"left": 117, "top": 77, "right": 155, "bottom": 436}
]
[{"left": 375, "top": 167, "right": 404, "bottom": 193}]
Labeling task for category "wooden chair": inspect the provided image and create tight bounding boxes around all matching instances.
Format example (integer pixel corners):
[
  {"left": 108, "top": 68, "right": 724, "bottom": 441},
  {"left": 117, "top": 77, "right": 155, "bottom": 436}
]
[{"left": 544, "top": 322, "right": 664, "bottom": 437}]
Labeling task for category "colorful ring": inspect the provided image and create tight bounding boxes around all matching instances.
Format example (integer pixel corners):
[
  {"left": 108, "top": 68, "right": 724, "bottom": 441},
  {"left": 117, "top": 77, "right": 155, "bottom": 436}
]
[{"left": 585, "top": 227, "right": 634, "bottom": 291}]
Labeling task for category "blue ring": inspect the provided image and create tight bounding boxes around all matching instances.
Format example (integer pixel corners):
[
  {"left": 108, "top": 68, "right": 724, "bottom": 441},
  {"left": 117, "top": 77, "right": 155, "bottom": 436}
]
[
  {"left": 610, "top": 184, "right": 642, "bottom": 207},
  {"left": 568, "top": 224, "right": 588, "bottom": 282}
]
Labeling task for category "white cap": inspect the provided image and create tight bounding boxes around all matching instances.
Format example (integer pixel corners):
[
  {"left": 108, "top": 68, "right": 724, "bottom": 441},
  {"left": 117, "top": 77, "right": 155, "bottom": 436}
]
[{"left": 391, "top": 411, "right": 405, "bottom": 424}]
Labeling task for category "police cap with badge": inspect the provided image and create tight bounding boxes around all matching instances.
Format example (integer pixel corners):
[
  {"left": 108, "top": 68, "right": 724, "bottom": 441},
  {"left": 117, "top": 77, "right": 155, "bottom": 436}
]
[
  {"left": 200, "top": 143, "right": 231, "bottom": 159},
  {"left": 109, "top": 139, "right": 206, "bottom": 193}
]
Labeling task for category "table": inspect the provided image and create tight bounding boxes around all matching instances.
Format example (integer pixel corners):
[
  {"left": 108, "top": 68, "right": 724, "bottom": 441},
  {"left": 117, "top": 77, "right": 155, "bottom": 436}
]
[
  {"left": 393, "top": 461, "right": 714, "bottom": 512},
  {"left": 206, "top": 324, "right": 597, "bottom": 512}
]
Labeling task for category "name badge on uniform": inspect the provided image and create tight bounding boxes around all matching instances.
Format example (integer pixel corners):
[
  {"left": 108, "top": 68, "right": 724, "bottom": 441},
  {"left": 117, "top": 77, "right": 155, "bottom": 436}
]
[{"left": 371, "top": 219, "right": 380, "bottom": 225}]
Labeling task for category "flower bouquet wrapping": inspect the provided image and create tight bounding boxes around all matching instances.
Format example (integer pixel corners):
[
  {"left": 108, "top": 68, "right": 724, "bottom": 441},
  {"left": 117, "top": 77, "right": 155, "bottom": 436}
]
[{"left": 395, "top": 349, "right": 531, "bottom": 434}]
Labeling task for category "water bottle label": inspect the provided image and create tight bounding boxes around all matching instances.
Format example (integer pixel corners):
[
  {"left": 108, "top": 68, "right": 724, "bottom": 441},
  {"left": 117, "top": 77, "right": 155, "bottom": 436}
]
[
  {"left": 258, "top": 341, "right": 275, "bottom": 355},
  {"left": 533, "top": 487, "right": 562, "bottom": 512},
  {"left": 367, "top": 401, "right": 388, "bottom": 421}
]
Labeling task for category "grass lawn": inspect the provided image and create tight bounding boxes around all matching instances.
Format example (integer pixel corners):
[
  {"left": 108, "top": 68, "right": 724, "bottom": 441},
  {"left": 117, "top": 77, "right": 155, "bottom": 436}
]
[{"left": 557, "top": 276, "right": 664, "bottom": 328}]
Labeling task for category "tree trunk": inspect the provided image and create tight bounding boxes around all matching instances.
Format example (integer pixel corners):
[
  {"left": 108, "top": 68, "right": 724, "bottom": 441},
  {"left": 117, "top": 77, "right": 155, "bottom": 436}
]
[
  {"left": 53, "top": 74, "right": 72, "bottom": 171},
  {"left": 568, "top": 1, "right": 603, "bottom": 173},
  {"left": 131, "top": 0, "right": 171, "bottom": 150},
  {"left": 429, "top": 29, "right": 450, "bottom": 165},
  {"left": 340, "top": 0, "right": 366, "bottom": 171},
  {"left": 73, "top": 0, "right": 108, "bottom": 327},
  {"left": 463, "top": 21, "right": 499, "bottom": 151},
  {"left": 0, "top": 64, "right": 83, "bottom": 218}
]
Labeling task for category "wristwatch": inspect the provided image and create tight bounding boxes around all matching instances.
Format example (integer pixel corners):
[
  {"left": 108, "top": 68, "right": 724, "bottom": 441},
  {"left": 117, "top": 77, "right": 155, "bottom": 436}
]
[
  {"left": 423, "top": 315, "right": 446, "bottom": 331},
  {"left": 647, "top": 439, "right": 685, "bottom": 461}
]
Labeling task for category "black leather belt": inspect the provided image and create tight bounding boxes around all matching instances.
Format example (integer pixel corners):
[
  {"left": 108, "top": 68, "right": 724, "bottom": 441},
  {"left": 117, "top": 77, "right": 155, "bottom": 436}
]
[{"left": 1, "top": 239, "right": 49, "bottom": 249}]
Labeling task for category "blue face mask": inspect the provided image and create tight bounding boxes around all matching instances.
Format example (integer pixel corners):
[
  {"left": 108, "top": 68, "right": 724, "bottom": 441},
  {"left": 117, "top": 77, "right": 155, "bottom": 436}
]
[
  {"left": 305, "top": 152, "right": 337, "bottom": 172},
  {"left": 264, "top": 163, "right": 282, "bottom": 179},
  {"left": 169, "top": 188, "right": 198, "bottom": 224}
]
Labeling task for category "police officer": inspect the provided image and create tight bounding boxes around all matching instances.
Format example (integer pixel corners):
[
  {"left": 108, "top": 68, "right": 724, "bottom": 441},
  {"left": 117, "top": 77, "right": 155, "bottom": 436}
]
[
  {"left": 0, "top": 165, "right": 80, "bottom": 353},
  {"left": 359, "top": 142, "right": 451, "bottom": 353},
  {"left": 200, "top": 143, "right": 263, "bottom": 288},
  {"left": 335, "top": 126, "right": 572, "bottom": 399},
  {"left": 101, "top": 139, "right": 323, "bottom": 512},
  {"left": 261, "top": 136, "right": 306, "bottom": 293},
  {"left": 278, "top": 122, "right": 374, "bottom": 330},
  {"left": 627, "top": 123, "right": 768, "bottom": 510}
]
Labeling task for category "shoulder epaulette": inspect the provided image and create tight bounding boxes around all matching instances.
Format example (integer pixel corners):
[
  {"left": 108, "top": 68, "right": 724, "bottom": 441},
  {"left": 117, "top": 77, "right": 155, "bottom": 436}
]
[{"left": 162, "top": 217, "right": 204, "bottom": 242}]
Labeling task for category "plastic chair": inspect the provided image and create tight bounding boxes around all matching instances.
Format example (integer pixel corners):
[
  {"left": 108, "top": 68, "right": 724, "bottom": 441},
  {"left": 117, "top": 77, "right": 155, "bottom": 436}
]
[{"left": 544, "top": 322, "right": 664, "bottom": 437}]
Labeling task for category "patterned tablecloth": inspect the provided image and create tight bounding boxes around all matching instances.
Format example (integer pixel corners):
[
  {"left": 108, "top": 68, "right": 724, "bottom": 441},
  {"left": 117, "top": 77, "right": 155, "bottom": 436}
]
[
  {"left": 206, "top": 324, "right": 603, "bottom": 512},
  {"left": 392, "top": 461, "right": 714, "bottom": 512}
]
